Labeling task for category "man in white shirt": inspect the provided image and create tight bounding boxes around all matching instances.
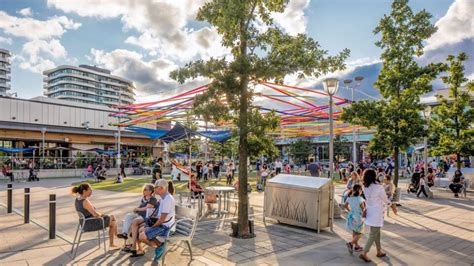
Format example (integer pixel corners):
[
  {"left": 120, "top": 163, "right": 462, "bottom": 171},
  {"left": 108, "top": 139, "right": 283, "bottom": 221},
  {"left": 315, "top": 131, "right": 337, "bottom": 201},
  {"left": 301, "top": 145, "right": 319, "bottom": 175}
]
[
  {"left": 429, "top": 160, "right": 437, "bottom": 171},
  {"left": 275, "top": 159, "right": 283, "bottom": 175},
  {"left": 135, "top": 179, "right": 175, "bottom": 260}
]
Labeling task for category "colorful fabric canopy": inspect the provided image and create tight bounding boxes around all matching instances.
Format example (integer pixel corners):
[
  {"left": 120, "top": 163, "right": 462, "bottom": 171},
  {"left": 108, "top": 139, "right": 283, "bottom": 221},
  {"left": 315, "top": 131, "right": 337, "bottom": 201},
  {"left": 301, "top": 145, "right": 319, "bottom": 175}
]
[
  {"left": 158, "top": 123, "right": 195, "bottom": 143},
  {"left": 197, "top": 130, "right": 232, "bottom": 143},
  {"left": 127, "top": 126, "right": 169, "bottom": 140}
]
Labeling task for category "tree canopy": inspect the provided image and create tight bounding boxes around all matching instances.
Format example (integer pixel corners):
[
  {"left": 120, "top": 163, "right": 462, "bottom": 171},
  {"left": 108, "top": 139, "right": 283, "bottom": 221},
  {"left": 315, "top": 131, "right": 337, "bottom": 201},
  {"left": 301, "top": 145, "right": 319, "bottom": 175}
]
[
  {"left": 430, "top": 53, "right": 474, "bottom": 168},
  {"left": 288, "top": 139, "right": 314, "bottom": 164},
  {"left": 341, "top": 0, "right": 443, "bottom": 187}
]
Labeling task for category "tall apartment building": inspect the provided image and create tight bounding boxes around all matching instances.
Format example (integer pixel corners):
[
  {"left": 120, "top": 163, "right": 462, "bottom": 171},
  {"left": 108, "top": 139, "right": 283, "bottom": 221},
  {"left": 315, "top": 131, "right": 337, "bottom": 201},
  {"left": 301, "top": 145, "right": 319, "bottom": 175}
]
[
  {"left": 0, "top": 48, "right": 11, "bottom": 96},
  {"left": 43, "top": 65, "right": 135, "bottom": 106}
]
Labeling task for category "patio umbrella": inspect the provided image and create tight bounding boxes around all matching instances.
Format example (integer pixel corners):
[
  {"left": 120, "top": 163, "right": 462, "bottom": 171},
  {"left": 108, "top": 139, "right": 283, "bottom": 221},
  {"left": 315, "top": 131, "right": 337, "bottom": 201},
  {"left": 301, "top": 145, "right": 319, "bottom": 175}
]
[{"left": 0, "top": 148, "right": 35, "bottom": 170}]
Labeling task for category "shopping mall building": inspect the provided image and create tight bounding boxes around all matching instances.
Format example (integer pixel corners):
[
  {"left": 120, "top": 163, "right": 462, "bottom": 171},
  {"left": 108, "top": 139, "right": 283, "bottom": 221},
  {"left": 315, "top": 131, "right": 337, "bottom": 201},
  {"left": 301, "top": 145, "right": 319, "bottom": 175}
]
[{"left": 0, "top": 95, "right": 161, "bottom": 161}]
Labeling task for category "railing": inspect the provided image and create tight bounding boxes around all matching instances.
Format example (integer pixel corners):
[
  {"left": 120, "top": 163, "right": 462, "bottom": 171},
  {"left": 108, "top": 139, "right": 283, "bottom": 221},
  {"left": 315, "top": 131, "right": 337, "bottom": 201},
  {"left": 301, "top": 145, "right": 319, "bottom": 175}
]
[{"left": 0, "top": 156, "right": 155, "bottom": 170}]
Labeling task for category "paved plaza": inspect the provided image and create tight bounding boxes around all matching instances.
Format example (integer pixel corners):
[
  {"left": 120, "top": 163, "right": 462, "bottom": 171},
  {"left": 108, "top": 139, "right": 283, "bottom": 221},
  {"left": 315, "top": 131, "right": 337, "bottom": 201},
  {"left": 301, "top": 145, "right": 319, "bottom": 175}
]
[{"left": 0, "top": 178, "right": 473, "bottom": 265}]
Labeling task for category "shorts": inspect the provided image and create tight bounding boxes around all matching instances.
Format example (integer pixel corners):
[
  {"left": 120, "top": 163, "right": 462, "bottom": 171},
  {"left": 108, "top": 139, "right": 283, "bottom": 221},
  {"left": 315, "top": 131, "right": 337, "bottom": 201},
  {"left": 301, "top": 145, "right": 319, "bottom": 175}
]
[{"left": 145, "top": 225, "right": 170, "bottom": 241}]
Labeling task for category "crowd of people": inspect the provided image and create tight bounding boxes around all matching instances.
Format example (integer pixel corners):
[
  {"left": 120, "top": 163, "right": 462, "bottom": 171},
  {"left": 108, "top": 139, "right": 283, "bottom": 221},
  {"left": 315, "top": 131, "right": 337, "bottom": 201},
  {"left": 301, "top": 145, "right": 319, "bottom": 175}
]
[{"left": 341, "top": 157, "right": 470, "bottom": 262}]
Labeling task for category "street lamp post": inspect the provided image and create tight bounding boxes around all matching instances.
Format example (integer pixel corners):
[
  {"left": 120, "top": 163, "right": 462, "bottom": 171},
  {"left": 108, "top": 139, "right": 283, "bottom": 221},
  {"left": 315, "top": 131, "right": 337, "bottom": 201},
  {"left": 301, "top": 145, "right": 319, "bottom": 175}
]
[
  {"left": 423, "top": 106, "right": 432, "bottom": 174},
  {"left": 41, "top": 127, "right": 46, "bottom": 168},
  {"left": 343, "top": 76, "right": 364, "bottom": 165},
  {"left": 353, "top": 76, "right": 364, "bottom": 163},
  {"left": 323, "top": 78, "right": 339, "bottom": 179},
  {"left": 116, "top": 90, "right": 122, "bottom": 167}
]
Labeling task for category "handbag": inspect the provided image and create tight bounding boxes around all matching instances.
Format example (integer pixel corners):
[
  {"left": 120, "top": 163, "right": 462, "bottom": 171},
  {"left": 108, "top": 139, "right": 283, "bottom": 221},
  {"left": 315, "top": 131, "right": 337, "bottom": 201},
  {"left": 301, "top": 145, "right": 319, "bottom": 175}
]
[
  {"left": 145, "top": 208, "right": 159, "bottom": 227},
  {"left": 362, "top": 209, "right": 367, "bottom": 218}
]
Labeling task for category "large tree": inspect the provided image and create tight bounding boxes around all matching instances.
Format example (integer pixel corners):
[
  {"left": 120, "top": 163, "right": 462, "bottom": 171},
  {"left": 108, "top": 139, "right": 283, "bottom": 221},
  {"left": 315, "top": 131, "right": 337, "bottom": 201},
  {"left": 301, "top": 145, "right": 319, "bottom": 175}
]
[
  {"left": 171, "top": 0, "right": 349, "bottom": 237},
  {"left": 430, "top": 53, "right": 474, "bottom": 169},
  {"left": 341, "top": 0, "right": 443, "bottom": 188},
  {"left": 288, "top": 139, "right": 314, "bottom": 165}
]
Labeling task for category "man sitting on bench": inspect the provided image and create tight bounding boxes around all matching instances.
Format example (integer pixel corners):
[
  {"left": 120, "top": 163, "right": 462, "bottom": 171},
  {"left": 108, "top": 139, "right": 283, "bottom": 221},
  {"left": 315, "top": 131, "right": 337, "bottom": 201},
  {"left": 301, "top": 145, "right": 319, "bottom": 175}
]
[{"left": 131, "top": 179, "right": 175, "bottom": 261}]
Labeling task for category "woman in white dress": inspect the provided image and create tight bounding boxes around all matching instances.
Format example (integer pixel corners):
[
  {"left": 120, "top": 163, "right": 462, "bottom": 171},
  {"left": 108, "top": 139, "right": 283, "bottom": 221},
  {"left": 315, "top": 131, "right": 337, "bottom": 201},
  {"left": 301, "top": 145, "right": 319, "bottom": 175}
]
[{"left": 359, "top": 169, "right": 397, "bottom": 263}]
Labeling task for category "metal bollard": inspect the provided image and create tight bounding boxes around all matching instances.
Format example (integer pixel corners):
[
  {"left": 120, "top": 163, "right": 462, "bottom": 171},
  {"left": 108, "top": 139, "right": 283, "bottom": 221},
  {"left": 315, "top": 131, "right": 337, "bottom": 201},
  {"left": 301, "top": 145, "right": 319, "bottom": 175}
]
[
  {"left": 49, "top": 194, "right": 56, "bottom": 239},
  {"left": 7, "top": 184, "right": 12, "bottom": 213},
  {"left": 24, "top": 188, "right": 30, "bottom": 223}
]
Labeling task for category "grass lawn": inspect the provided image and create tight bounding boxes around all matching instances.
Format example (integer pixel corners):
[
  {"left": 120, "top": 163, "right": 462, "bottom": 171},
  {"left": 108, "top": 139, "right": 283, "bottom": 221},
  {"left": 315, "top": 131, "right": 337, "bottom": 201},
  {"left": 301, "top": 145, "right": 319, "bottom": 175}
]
[{"left": 73, "top": 172, "right": 347, "bottom": 193}]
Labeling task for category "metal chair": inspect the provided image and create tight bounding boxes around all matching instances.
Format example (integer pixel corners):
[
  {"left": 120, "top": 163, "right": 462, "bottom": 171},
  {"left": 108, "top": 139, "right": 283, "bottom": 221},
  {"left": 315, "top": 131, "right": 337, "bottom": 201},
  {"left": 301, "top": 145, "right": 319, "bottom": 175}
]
[{"left": 70, "top": 211, "right": 107, "bottom": 259}]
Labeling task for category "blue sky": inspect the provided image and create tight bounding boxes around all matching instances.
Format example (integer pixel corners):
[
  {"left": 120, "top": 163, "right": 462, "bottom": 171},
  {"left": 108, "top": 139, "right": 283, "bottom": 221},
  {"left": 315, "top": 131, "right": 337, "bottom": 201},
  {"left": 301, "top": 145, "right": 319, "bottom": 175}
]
[{"left": 0, "top": 0, "right": 472, "bottom": 101}]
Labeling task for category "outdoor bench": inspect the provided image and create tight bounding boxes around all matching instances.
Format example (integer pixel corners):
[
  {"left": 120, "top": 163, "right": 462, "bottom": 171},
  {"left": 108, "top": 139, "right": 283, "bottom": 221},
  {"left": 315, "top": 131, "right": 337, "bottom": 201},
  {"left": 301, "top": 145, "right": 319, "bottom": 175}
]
[{"left": 160, "top": 205, "right": 198, "bottom": 264}]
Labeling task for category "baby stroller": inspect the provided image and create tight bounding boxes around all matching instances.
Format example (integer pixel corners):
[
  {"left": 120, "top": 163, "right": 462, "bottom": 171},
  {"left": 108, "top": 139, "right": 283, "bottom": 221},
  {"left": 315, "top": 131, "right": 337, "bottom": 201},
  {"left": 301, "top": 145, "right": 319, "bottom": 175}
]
[
  {"left": 407, "top": 172, "right": 420, "bottom": 193},
  {"left": 28, "top": 168, "right": 39, "bottom": 182}
]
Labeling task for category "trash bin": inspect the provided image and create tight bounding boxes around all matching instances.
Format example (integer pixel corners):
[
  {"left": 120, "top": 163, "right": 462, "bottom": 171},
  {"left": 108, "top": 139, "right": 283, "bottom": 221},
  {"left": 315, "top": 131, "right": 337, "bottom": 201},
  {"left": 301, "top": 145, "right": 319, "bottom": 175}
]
[{"left": 263, "top": 174, "right": 334, "bottom": 233}]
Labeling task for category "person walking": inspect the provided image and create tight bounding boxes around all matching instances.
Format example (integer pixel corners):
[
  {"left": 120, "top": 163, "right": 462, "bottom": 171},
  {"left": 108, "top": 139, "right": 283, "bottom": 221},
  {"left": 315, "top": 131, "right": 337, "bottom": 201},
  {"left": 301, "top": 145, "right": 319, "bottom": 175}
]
[
  {"left": 359, "top": 169, "right": 397, "bottom": 263},
  {"left": 120, "top": 162, "right": 126, "bottom": 178},
  {"left": 275, "top": 159, "right": 283, "bottom": 175},
  {"left": 226, "top": 161, "right": 234, "bottom": 185},
  {"left": 417, "top": 173, "right": 429, "bottom": 198},
  {"left": 345, "top": 184, "right": 366, "bottom": 254},
  {"left": 202, "top": 163, "right": 209, "bottom": 181},
  {"left": 306, "top": 158, "right": 320, "bottom": 177}
]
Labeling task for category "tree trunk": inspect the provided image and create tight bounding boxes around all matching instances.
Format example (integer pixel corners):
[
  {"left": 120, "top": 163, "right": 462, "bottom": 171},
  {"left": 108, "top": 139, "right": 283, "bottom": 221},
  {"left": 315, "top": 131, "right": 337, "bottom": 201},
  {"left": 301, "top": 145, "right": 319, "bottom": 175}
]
[
  {"left": 456, "top": 153, "right": 461, "bottom": 170},
  {"left": 237, "top": 78, "right": 250, "bottom": 237},
  {"left": 393, "top": 147, "right": 399, "bottom": 188},
  {"left": 237, "top": 18, "right": 250, "bottom": 238}
]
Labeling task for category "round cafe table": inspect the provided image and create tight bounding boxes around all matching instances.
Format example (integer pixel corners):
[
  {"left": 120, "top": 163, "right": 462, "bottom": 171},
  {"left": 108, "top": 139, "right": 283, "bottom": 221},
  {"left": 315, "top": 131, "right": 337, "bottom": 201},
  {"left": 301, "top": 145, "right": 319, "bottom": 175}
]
[{"left": 204, "top": 186, "right": 235, "bottom": 216}]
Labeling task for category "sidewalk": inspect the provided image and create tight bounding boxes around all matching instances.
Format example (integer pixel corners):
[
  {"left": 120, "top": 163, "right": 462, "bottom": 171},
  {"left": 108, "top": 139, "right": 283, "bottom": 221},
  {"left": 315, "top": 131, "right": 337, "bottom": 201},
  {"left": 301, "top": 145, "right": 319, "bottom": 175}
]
[{"left": 1, "top": 179, "right": 473, "bottom": 265}]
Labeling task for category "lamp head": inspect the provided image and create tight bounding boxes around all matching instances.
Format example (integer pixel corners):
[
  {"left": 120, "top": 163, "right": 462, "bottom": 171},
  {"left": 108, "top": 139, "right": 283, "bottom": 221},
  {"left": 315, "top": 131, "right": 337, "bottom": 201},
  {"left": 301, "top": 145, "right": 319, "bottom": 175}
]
[
  {"left": 423, "top": 105, "right": 432, "bottom": 118},
  {"left": 323, "top": 78, "right": 339, "bottom": 96}
]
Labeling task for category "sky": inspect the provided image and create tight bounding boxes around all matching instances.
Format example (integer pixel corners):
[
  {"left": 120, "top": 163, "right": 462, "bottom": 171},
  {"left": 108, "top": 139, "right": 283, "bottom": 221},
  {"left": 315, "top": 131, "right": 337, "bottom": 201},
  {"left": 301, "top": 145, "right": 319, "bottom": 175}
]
[{"left": 0, "top": 0, "right": 472, "bottom": 102}]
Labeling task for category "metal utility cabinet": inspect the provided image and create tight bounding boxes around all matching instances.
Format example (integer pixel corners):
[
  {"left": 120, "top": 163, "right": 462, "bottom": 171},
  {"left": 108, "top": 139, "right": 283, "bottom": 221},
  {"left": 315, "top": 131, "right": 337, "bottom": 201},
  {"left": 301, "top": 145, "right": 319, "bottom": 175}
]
[{"left": 263, "top": 174, "right": 334, "bottom": 233}]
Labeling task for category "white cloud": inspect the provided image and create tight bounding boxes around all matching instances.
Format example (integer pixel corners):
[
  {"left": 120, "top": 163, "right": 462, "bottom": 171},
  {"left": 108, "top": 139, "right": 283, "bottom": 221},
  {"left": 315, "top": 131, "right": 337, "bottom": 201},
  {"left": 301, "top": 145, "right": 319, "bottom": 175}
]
[
  {"left": 17, "top": 39, "right": 68, "bottom": 73},
  {"left": 0, "top": 36, "right": 12, "bottom": 44},
  {"left": 17, "top": 8, "right": 33, "bottom": 17},
  {"left": 90, "top": 48, "right": 209, "bottom": 97},
  {"left": 0, "top": 11, "right": 81, "bottom": 40},
  {"left": 425, "top": 0, "right": 474, "bottom": 52},
  {"left": 91, "top": 48, "right": 177, "bottom": 95},
  {"left": 22, "top": 39, "right": 67, "bottom": 59},
  {"left": 272, "top": 0, "right": 310, "bottom": 35},
  {"left": 0, "top": 10, "right": 80, "bottom": 74},
  {"left": 47, "top": 0, "right": 312, "bottom": 63},
  {"left": 48, "top": 0, "right": 225, "bottom": 62}
]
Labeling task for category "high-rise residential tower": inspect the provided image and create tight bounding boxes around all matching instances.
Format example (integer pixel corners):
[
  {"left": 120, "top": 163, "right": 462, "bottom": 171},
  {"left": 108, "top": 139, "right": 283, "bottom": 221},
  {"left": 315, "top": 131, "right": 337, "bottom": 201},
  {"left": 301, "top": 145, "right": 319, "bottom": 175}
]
[
  {"left": 43, "top": 65, "right": 135, "bottom": 106},
  {"left": 0, "top": 48, "right": 11, "bottom": 96}
]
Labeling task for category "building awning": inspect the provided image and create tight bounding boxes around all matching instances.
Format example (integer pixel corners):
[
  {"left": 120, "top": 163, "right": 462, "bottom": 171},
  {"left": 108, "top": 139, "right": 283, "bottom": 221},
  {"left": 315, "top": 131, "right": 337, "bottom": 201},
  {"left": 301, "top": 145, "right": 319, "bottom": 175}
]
[{"left": 0, "top": 147, "right": 35, "bottom": 153}]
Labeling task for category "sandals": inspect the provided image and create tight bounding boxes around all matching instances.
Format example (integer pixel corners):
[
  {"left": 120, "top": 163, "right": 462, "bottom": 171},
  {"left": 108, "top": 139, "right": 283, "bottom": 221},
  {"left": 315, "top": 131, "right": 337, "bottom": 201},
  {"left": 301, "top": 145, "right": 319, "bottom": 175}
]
[
  {"left": 354, "top": 246, "right": 364, "bottom": 252},
  {"left": 359, "top": 254, "right": 372, "bottom": 263},
  {"left": 376, "top": 252, "right": 386, "bottom": 257},
  {"left": 121, "top": 245, "right": 132, "bottom": 253},
  {"left": 117, "top": 233, "right": 128, "bottom": 239},
  {"left": 346, "top": 242, "right": 353, "bottom": 255},
  {"left": 129, "top": 250, "right": 145, "bottom": 257}
]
